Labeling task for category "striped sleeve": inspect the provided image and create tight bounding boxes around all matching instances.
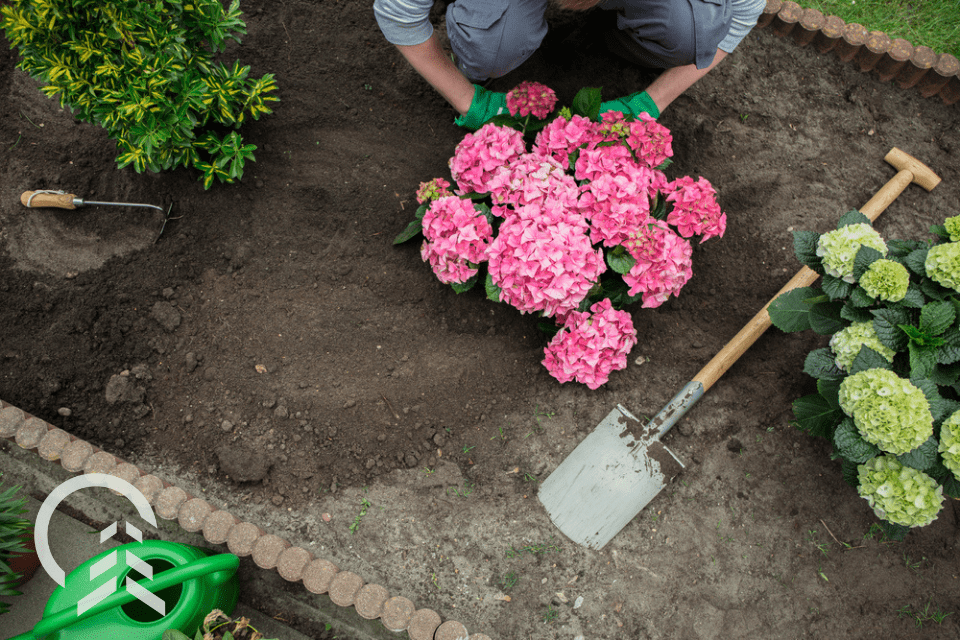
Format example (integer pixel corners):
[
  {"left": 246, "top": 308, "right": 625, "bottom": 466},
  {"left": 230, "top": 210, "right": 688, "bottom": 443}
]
[
  {"left": 373, "top": 0, "right": 436, "bottom": 46},
  {"left": 717, "top": 0, "right": 766, "bottom": 53}
]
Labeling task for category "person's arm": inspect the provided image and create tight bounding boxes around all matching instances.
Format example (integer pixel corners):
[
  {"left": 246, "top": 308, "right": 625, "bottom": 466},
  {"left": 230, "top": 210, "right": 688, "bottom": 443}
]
[
  {"left": 396, "top": 33, "right": 476, "bottom": 115},
  {"left": 644, "top": 49, "right": 727, "bottom": 113}
]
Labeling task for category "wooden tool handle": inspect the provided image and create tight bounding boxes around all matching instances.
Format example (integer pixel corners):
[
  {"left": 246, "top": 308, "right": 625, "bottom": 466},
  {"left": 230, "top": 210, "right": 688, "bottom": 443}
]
[
  {"left": 692, "top": 155, "right": 937, "bottom": 393},
  {"left": 20, "top": 191, "right": 78, "bottom": 209}
]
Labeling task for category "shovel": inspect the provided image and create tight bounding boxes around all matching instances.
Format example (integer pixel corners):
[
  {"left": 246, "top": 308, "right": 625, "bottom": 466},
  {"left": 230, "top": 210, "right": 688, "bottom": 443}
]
[
  {"left": 538, "top": 148, "right": 942, "bottom": 550},
  {"left": 20, "top": 189, "right": 176, "bottom": 242}
]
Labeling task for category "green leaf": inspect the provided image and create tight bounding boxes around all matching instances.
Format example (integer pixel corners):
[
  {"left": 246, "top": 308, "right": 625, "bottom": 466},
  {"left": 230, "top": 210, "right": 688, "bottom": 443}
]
[
  {"left": 929, "top": 362, "right": 960, "bottom": 386},
  {"left": 451, "top": 273, "right": 479, "bottom": 294},
  {"left": 852, "top": 245, "right": 884, "bottom": 281},
  {"left": 571, "top": 87, "right": 603, "bottom": 120},
  {"left": 877, "top": 520, "right": 909, "bottom": 542},
  {"left": 905, "top": 248, "right": 930, "bottom": 276},
  {"left": 833, "top": 419, "right": 881, "bottom": 463},
  {"left": 840, "top": 303, "right": 874, "bottom": 323},
  {"left": 910, "top": 377, "right": 950, "bottom": 423},
  {"left": 848, "top": 286, "right": 875, "bottom": 308},
  {"left": 804, "top": 348, "right": 844, "bottom": 381},
  {"left": 841, "top": 460, "right": 860, "bottom": 487},
  {"left": 792, "top": 231, "right": 821, "bottom": 268},
  {"left": 818, "top": 378, "right": 842, "bottom": 410},
  {"left": 871, "top": 308, "right": 911, "bottom": 351},
  {"left": 809, "top": 301, "right": 845, "bottom": 335},
  {"left": 920, "top": 300, "right": 955, "bottom": 336},
  {"left": 605, "top": 246, "right": 636, "bottom": 275},
  {"left": 414, "top": 203, "right": 429, "bottom": 220},
  {"left": 920, "top": 278, "right": 948, "bottom": 301},
  {"left": 836, "top": 209, "right": 871, "bottom": 228},
  {"left": 486, "top": 113, "right": 525, "bottom": 130},
  {"left": 393, "top": 218, "right": 422, "bottom": 244},
  {"left": 768, "top": 287, "right": 818, "bottom": 332},
  {"left": 849, "top": 346, "right": 895, "bottom": 375},
  {"left": 822, "top": 274, "right": 854, "bottom": 301},
  {"left": 899, "top": 285, "right": 926, "bottom": 309},
  {"left": 896, "top": 436, "right": 938, "bottom": 471},
  {"left": 887, "top": 239, "right": 926, "bottom": 257},
  {"left": 930, "top": 223, "right": 951, "bottom": 241},
  {"left": 485, "top": 273, "right": 501, "bottom": 303},
  {"left": 908, "top": 342, "right": 938, "bottom": 379},
  {"left": 792, "top": 393, "right": 842, "bottom": 438},
  {"left": 940, "top": 473, "right": 960, "bottom": 499}
]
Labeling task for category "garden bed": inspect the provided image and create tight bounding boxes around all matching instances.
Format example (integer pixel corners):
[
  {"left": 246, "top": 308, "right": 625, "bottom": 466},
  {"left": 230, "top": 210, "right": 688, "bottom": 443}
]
[{"left": 1, "top": 1, "right": 959, "bottom": 638}]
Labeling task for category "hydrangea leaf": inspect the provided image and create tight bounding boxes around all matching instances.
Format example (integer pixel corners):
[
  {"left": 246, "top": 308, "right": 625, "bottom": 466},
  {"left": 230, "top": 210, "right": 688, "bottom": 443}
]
[
  {"left": 840, "top": 303, "right": 874, "bottom": 323},
  {"left": 896, "top": 436, "right": 938, "bottom": 471},
  {"left": 852, "top": 245, "right": 885, "bottom": 280},
  {"left": 822, "top": 274, "right": 854, "bottom": 301},
  {"left": 485, "top": 272, "right": 502, "bottom": 303},
  {"left": 836, "top": 209, "right": 871, "bottom": 228},
  {"left": 887, "top": 239, "right": 926, "bottom": 257},
  {"left": 474, "top": 202, "right": 495, "bottom": 226},
  {"left": 848, "top": 286, "right": 875, "bottom": 308},
  {"left": 571, "top": 87, "right": 602, "bottom": 121},
  {"left": 809, "top": 302, "right": 845, "bottom": 335},
  {"left": 393, "top": 218, "right": 422, "bottom": 245},
  {"left": 877, "top": 520, "right": 909, "bottom": 542},
  {"left": 905, "top": 248, "right": 930, "bottom": 276},
  {"left": 929, "top": 362, "right": 960, "bottom": 387},
  {"left": 606, "top": 246, "right": 636, "bottom": 275},
  {"left": 910, "top": 377, "right": 951, "bottom": 423},
  {"left": 769, "top": 287, "right": 819, "bottom": 332},
  {"left": 415, "top": 203, "right": 429, "bottom": 220},
  {"left": 908, "top": 343, "right": 939, "bottom": 379},
  {"left": 919, "top": 300, "right": 955, "bottom": 336},
  {"left": 803, "top": 347, "right": 844, "bottom": 380},
  {"left": 937, "top": 345, "right": 960, "bottom": 365},
  {"left": 451, "top": 272, "right": 479, "bottom": 294},
  {"left": 899, "top": 285, "right": 926, "bottom": 309},
  {"left": 849, "top": 345, "right": 895, "bottom": 375},
  {"left": 942, "top": 475, "right": 960, "bottom": 499},
  {"left": 920, "top": 278, "right": 948, "bottom": 301},
  {"left": 929, "top": 223, "right": 950, "bottom": 241},
  {"left": 841, "top": 460, "right": 860, "bottom": 487},
  {"left": 649, "top": 195, "right": 667, "bottom": 221},
  {"left": 871, "top": 308, "right": 911, "bottom": 351},
  {"left": 834, "top": 419, "right": 881, "bottom": 463},
  {"left": 792, "top": 393, "right": 842, "bottom": 438},
  {"left": 817, "top": 378, "right": 842, "bottom": 410},
  {"left": 792, "top": 230, "right": 822, "bottom": 268}
]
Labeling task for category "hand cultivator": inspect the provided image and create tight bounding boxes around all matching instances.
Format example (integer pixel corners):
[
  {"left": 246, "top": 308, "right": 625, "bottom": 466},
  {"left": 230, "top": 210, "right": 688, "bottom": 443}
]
[
  {"left": 20, "top": 189, "right": 177, "bottom": 242},
  {"left": 538, "top": 148, "right": 942, "bottom": 550}
]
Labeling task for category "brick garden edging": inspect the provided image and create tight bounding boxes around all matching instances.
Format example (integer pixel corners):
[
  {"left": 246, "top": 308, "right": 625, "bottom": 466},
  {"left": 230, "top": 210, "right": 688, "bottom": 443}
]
[
  {"left": 757, "top": 0, "right": 960, "bottom": 105},
  {"left": 0, "top": 400, "right": 489, "bottom": 641}
]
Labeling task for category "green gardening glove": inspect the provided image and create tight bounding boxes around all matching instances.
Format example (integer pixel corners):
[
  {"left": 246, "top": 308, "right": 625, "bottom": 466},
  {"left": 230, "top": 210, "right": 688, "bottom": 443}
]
[
  {"left": 454, "top": 85, "right": 508, "bottom": 130},
  {"left": 599, "top": 90, "right": 660, "bottom": 120}
]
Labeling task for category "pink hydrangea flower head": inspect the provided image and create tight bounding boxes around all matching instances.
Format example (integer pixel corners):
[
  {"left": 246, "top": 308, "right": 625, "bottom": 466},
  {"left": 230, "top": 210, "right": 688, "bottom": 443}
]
[
  {"left": 488, "top": 205, "right": 605, "bottom": 318},
  {"left": 542, "top": 298, "right": 638, "bottom": 389},
  {"left": 485, "top": 153, "right": 580, "bottom": 212},
  {"left": 579, "top": 163, "right": 663, "bottom": 247},
  {"left": 597, "top": 110, "right": 630, "bottom": 141},
  {"left": 664, "top": 176, "right": 726, "bottom": 242},
  {"left": 415, "top": 177, "right": 452, "bottom": 204},
  {"left": 449, "top": 123, "right": 526, "bottom": 195},
  {"left": 533, "top": 114, "right": 602, "bottom": 169},
  {"left": 506, "top": 81, "right": 558, "bottom": 119},
  {"left": 624, "top": 113, "right": 673, "bottom": 169},
  {"left": 420, "top": 196, "right": 494, "bottom": 284},
  {"left": 574, "top": 143, "right": 638, "bottom": 183},
  {"left": 622, "top": 219, "right": 693, "bottom": 308}
]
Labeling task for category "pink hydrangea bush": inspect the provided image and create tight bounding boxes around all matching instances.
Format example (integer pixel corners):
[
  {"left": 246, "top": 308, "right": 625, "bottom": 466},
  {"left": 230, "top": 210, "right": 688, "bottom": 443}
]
[
  {"left": 397, "top": 84, "right": 726, "bottom": 388},
  {"left": 542, "top": 299, "right": 638, "bottom": 389}
]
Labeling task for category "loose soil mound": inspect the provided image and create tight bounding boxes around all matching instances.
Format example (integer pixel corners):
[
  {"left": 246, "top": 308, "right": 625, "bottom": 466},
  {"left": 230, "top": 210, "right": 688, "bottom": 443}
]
[{"left": 1, "top": 1, "right": 958, "bottom": 638}]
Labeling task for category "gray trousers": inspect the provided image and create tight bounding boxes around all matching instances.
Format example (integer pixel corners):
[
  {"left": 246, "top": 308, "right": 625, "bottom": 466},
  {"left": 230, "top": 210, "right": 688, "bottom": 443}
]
[{"left": 447, "top": 0, "right": 754, "bottom": 81}]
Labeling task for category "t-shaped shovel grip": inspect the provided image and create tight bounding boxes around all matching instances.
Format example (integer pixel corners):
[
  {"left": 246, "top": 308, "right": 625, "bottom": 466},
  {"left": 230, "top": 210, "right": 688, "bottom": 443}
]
[{"left": 20, "top": 190, "right": 80, "bottom": 209}]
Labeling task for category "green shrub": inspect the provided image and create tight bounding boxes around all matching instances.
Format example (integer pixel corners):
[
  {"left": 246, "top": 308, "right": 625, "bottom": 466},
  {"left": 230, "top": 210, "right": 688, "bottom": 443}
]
[{"left": 1, "top": 0, "right": 278, "bottom": 188}]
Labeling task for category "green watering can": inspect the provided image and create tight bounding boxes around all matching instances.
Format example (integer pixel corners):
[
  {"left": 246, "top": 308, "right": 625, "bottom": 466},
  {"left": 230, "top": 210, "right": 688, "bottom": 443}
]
[{"left": 14, "top": 541, "right": 239, "bottom": 640}]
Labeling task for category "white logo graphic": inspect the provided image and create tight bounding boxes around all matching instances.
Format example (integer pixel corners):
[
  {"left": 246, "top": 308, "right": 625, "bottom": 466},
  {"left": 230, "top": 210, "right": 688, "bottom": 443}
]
[{"left": 35, "top": 473, "right": 165, "bottom": 617}]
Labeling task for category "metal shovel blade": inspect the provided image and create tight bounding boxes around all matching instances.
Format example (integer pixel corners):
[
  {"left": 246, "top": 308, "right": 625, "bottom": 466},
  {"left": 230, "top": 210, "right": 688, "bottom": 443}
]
[{"left": 538, "top": 405, "right": 684, "bottom": 550}]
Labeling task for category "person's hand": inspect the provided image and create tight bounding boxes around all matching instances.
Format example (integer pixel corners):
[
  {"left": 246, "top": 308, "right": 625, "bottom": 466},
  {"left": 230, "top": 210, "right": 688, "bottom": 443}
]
[
  {"left": 454, "top": 85, "right": 508, "bottom": 130},
  {"left": 599, "top": 90, "right": 660, "bottom": 120}
]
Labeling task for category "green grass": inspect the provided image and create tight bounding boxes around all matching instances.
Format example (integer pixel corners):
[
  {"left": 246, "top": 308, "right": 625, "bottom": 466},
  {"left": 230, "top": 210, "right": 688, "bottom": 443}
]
[{"left": 798, "top": 1, "right": 960, "bottom": 59}]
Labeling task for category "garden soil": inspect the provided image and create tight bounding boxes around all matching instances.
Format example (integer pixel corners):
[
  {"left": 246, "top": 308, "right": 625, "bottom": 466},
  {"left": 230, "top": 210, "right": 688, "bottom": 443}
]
[{"left": 2, "top": 1, "right": 960, "bottom": 639}]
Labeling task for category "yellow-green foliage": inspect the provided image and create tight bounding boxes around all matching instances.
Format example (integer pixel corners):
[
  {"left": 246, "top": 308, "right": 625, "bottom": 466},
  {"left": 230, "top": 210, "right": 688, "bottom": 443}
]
[{"left": 1, "top": 0, "right": 278, "bottom": 188}]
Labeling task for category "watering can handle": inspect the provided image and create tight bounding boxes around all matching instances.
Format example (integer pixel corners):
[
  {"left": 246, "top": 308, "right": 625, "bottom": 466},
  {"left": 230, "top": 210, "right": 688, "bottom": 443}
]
[{"left": 12, "top": 553, "right": 240, "bottom": 641}]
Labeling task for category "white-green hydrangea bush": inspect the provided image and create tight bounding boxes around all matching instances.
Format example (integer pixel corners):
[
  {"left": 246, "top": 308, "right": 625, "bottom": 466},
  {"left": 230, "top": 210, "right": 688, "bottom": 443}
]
[
  {"left": 769, "top": 210, "right": 960, "bottom": 539},
  {"left": 857, "top": 456, "right": 944, "bottom": 528}
]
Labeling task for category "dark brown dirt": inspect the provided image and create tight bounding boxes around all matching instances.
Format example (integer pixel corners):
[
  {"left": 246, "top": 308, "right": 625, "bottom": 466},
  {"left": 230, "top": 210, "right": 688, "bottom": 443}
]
[{"left": 2, "top": 1, "right": 959, "bottom": 638}]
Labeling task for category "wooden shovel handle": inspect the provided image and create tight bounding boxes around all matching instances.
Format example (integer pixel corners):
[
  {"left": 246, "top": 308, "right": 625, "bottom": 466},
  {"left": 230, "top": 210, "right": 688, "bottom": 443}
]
[
  {"left": 692, "top": 153, "right": 937, "bottom": 392},
  {"left": 21, "top": 191, "right": 79, "bottom": 209}
]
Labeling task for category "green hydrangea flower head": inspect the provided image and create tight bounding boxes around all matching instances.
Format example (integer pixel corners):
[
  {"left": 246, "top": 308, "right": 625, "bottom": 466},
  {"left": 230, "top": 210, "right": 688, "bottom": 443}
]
[
  {"left": 828, "top": 321, "right": 896, "bottom": 371},
  {"left": 939, "top": 411, "right": 960, "bottom": 480},
  {"left": 925, "top": 241, "right": 960, "bottom": 292},
  {"left": 838, "top": 368, "right": 933, "bottom": 454},
  {"left": 858, "top": 259, "right": 909, "bottom": 302},
  {"left": 816, "top": 224, "right": 887, "bottom": 283},
  {"left": 857, "top": 455, "right": 943, "bottom": 527},
  {"left": 944, "top": 215, "right": 960, "bottom": 242}
]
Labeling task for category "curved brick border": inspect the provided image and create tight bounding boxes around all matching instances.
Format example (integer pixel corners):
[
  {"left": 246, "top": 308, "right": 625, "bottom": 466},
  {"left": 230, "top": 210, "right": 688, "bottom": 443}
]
[
  {"left": 758, "top": 0, "right": 959, "bottom": 105},
  {"left": 0, "top": 399, "right": 480, "bottom": 639}
]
